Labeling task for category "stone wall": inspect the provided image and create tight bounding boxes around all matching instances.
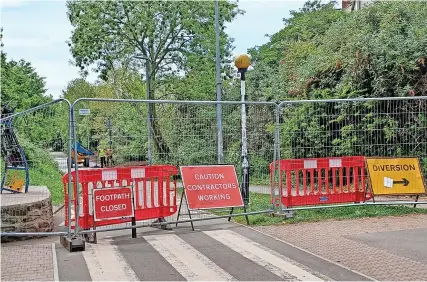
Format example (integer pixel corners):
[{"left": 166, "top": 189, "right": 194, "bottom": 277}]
[{"left": 1, "top": 186, "right": 54, "bottom": 242}]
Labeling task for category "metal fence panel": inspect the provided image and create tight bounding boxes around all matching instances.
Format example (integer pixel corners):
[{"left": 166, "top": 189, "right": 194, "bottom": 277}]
[
  {"left": 277, "top": 97, "right": 427, "bottom": 209},
  {"left": 1, "top": 99, "right": 72, "bottom": 240},
  {"left": 70, "top": 99, "right": 276, "bottom": 235}
]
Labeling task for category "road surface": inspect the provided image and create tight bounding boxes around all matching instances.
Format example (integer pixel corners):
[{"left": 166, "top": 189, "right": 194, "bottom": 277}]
[{"left": 2, "top": 218, "right": 373, "bottom": 281}]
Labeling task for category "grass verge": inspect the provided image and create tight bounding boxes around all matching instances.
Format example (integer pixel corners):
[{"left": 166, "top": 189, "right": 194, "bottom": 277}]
[
  {"left": 208, "top": 192, "right": 427, "bottom": 226},
  {"left": 28, "top": 160, "right": 64, "bottom": 205}
]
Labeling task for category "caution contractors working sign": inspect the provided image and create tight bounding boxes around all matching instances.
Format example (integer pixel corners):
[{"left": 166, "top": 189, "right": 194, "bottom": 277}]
[{"left": 180, "top": 165, "right": 244, "bottom": 210}]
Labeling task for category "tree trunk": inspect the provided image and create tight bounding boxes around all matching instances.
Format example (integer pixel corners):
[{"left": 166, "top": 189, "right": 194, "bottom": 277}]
[
  {"left": 147, "top": 64, "right": 170, "bottom": 161},
  {"left": 150, "top": 103, "right": 170, "bottom": 161}
]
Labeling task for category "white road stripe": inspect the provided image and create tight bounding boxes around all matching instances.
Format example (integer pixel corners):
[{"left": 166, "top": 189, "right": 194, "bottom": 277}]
[
  {"left": 204, "top": 230, "right": 323, "bottom": 281},
  {"left": 82, "top": 239, "right": 139, "bottom": 281},
  {"left": 144, "top": 234, "right": 236, "bottom": 281}
]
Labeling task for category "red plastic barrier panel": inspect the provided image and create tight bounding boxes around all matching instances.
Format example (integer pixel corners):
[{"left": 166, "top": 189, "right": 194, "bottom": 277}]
[
  {"left": 270, "top": 156, "right": 373, "bottom": 208},
  {"left": 62, "top": 165, "right": 178, "bottom": 230}
]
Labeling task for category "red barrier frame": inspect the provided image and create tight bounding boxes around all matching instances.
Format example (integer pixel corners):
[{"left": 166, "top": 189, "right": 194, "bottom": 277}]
[
  {"left": 270, "top": 156, "right": 373, "bottom": 208},
  {"left": 63, "top": 165, "right": 179, "bottom": 230}
]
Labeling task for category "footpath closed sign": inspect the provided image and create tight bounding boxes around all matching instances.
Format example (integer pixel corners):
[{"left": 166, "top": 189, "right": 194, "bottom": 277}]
[
  {"left": 93, "top": 187, "right": 133, "bottom": 221},
  {"left": 366, "top": 157, "right": 426, "bottom": 195},
  {"left": 180, "top": 165, "right": 244, "bottom": 209}
]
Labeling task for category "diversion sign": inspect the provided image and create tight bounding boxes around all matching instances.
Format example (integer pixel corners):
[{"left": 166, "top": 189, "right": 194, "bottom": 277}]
[
  {"left": 180, "top": 165, "right": 244, "bottom": 210},
  {"left": 366, "top": 157, "right": 426, "bottom": 195}
]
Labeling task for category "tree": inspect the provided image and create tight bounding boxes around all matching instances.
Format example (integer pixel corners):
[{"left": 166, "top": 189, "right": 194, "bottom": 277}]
[
  {"left": 1, "top": 52, "right": 50, "bottom": 112},
  {"left": 66, "top": 0, "right": 241, "bottom": 160},
  {"left": 246, "top": 0, "right": 427, "bottom": 172}
]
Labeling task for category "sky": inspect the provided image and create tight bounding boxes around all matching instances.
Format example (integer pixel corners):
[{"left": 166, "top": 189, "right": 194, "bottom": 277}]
[{"left": 1, "top": 0, "right": 312, "bottom": 99}]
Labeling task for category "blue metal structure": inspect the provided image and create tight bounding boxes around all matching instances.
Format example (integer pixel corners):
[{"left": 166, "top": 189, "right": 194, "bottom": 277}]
[
  {"left": 71, "top": 141, "right": 94, "bottom": 168},
  {"left": 73, "top": 142, "right": 94, "bottom": 156},
  {"left": 1, "top": 104, "right": 30, "bottom": 193}
]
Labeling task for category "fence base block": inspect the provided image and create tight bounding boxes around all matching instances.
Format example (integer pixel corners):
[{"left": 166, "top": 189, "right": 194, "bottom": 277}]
[
  {"left": 60, "top": 236, "right": 85, "bottom": 252},
  {"left": 150, "top": 217, "right": 173, "bottom": 230},
  {"left": 273, "top": 210, "right": 295, "bottom": 219}
]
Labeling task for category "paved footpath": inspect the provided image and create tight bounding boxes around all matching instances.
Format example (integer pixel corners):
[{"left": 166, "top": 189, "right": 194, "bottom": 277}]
[
  {"left": 255, "top": 214, "right": 427, "bottom": 281},
  {"left": 1, "top": 243, "right": 58, "bottom": 281},
  {"left": 2, "top": 217, "right": 375, "bottom": 282}
]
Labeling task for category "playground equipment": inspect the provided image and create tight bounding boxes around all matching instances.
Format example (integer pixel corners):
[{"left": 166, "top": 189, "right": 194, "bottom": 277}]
[
  {"left": 71, "top": 142, "right": 94, "bottom": 167},
  {"left": 1, "top": 103, "right": 29, "bottom": 193}
]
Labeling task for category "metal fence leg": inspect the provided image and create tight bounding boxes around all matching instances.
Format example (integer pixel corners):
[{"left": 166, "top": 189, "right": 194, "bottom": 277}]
[
  {"left": 61, "top": 102, "right": 86, "bottom": 252},
  {"left": 414, "top": 195, "right": 419, "bottom": 208},
  {"left": 228, "top": 207, "right": 234, "bottom": 222},
  {"left": 243, "top": 205, "right": 250, "bottom": 225}
]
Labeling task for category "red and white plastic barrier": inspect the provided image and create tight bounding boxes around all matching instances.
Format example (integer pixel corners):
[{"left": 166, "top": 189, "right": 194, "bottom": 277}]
[
  {"left": 270, "top": 156, "right": 373, "bottom": 208},
  {"left": 62, "top": 165, "right": 179, "bottom": 230}
]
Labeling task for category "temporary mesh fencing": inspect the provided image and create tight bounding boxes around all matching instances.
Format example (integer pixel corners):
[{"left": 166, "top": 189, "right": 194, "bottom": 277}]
[
  {"left": 1, "top": 99, "right": 72, "bottom": 239},
  {"left": 68, "top": 99, "right": 277, "bottom": 235},
  {"left": 2, "top": 96, "right": 426, "bottom": 239},
  {"left": 273, "top": 97, "right": 427, "bottom": 211}
]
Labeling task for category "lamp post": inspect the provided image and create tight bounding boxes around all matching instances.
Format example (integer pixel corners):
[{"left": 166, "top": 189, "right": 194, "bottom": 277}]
[
  {"left": 234, "top": 54, "right": 251, "bottom": 205},
  {"left": 145, "top": 61, "right": 152, "bottom": 165},
  {"left": 215, "top": 0, "right": 223, "bottom": 164}
]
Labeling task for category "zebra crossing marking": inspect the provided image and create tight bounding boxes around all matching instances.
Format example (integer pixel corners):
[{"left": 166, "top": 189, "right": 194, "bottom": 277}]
[
  {"left": 144, "top": 233, "right": 236, "bottom": 281},
  {"left": 82, "top": 238, "right": 139, "bottom": 281},
  {"left": 204, "top": 229, "right": 324, "bottom": 281}
]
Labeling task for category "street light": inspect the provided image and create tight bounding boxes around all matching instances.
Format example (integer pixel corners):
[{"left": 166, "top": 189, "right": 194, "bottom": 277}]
[
  {"left": 215, "top": 0, "right": 223, "bottom": 164},
  {"left": 234, "top": 54, "right": 251, "bottom": 205}
]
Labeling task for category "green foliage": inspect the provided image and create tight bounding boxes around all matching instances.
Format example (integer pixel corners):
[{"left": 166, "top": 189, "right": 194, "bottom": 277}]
[
  {"left": 247, "top": 0, "right": 426, "bottom": 100},
  {"left": 66, "top": 0, "right": 241, "bottom": 159},
  {"left": 67, "top": 0, "right": 239, "bottom": 79},
  {"left": 23, "top": 138, "right": 64, "bottom": 205},
  {"left": 1, "top": 29, "right": 67, "bottom": 202},
  {"left": 1, "top": 52, "right": 51, "bottom": 112},
  {"left": 241, "top": 0, "right": 427, "bottom": 179},
  {"left": 60, "top": 0, "right": 426, "bottom": 185},
  {"left": 3, "top": 0, "right": 426, "bottom": 202},
  {"left": 1, "top": 30, "right": 65, "bottom": 150}
]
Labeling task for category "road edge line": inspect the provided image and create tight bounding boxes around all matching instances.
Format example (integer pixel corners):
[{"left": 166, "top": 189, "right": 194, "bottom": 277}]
[{"left": 52, "top": 243, "right": 59, "bottom": 282}]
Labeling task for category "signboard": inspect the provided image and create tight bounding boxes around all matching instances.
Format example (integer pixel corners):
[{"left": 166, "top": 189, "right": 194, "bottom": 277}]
[
  {"left": 93, "top": 187, "right": 134, "bottom": 221},
  {"left": 366, "top": 157, "right": 426, "bottom": 195},
  {"left": 180, "top": 165, "right": 244, "bottom": 210},
  {"left": 79, "top": 109, "right": 90, "bottom": 115}
]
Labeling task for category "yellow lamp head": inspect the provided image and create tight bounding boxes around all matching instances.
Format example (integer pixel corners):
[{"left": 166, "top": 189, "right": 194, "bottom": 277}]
[{"left": 234, "top": 54, "right": 251, "bottom": 70}]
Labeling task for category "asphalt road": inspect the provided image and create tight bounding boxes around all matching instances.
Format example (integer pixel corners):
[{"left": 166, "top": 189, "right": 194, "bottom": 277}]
[{"left": 4, "top": 214, "right": 426, "bottom": 281}]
